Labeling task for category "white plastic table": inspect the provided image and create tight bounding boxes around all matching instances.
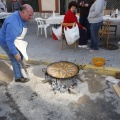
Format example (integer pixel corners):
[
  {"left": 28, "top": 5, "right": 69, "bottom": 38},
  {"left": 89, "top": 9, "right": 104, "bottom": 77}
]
[
  {"left": 46, "top": 15, "right": 79, "bottom": 25},
  {"left": 46, "top": 15, "right": 65, "bottom": 24},
  {"left": 103, "top": 15, "right": 120, "bottom": 24}
]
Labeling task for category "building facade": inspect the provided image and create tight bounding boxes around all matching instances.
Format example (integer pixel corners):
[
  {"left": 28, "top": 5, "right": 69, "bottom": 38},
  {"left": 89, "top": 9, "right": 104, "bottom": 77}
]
[
  {"left": 6, "top": 0, "right": 77, "bottom": 13},
  {"left": 6, "top": 0, "right": 120, "bottom": 13}
]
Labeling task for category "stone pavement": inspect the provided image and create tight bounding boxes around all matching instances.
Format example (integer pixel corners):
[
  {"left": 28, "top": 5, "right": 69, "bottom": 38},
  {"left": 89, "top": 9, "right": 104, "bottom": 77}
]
[{"left": 0, "top": 21, "right": 120, "bottom": 76}]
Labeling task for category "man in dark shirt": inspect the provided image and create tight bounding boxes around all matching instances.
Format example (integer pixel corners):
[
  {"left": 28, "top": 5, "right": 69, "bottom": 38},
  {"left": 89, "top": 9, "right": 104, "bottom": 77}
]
[{"left": 78, "top": 0, "right": 94, "bottom": 41}]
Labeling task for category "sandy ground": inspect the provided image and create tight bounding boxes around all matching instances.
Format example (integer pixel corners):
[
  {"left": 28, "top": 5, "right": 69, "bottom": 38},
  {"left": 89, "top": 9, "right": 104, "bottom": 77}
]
[{"left": 1, "top": 62, "right": 120, "bottom": 120}]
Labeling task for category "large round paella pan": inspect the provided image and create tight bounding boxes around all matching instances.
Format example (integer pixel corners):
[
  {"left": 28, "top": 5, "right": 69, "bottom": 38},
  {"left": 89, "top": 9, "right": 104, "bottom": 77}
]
[{"left": 46, "top": 61, "right": 79, "bottom": 79}]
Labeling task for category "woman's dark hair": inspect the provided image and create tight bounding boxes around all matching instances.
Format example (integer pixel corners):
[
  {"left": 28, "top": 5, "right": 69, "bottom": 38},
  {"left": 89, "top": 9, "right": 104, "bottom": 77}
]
[{"left": 68, "top": 1, "right": 77, "bottom": 9}]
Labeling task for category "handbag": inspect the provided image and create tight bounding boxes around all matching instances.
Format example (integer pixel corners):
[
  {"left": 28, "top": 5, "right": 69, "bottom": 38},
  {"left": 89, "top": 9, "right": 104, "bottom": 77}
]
[
  {"left": 64, "top": 23, "right": 80, "bottom": 45},
  {"left": 52, "top": 26, "right": 62, "bottom": 40}
]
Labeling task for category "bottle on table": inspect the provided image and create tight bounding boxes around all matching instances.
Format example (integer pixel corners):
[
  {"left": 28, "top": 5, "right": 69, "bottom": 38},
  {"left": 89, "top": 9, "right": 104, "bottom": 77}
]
[{"left": 110, "top": 11, "right": 112, "bottom": 16}]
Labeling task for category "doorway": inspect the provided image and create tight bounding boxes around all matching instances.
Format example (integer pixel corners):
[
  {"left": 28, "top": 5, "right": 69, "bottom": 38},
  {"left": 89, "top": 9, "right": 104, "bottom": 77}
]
[
  {"left": 22, "top": 0, "right": 39, "bottom": 12},
  {"left": 60, "top": 0, "right": 65, "bottom": 15}
]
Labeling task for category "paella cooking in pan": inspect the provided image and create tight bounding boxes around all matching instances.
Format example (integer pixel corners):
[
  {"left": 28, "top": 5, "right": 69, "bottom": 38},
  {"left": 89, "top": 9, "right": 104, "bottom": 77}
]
[{"left": 46, "top": 61, "right": 79, "bottom": 79}]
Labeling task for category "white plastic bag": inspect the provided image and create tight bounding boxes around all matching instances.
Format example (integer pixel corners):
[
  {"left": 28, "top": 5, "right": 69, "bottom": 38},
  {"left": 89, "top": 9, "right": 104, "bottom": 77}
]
[
  {"left": 64, "top": 23, "right": 80, "bottom": 45},
  {"left": 52, "top": 26, "right": 62, "bottom": 40}
]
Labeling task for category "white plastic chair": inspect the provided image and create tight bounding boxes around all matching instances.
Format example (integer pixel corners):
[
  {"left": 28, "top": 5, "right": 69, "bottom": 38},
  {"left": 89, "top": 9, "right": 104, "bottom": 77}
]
[{"left": 35, "top": 17, "right": 50, "bottom": 38}]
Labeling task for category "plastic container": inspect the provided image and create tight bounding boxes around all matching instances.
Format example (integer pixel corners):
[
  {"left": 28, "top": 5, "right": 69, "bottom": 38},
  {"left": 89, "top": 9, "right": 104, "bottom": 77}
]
[{"left": 92, "top": 57, "right": 105, "bottom": 67}]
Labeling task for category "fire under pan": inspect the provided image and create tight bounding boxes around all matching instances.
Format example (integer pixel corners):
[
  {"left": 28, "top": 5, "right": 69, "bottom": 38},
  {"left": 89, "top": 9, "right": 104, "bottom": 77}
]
[{"left": 42, "top": 61, "right": 80, "bottom": 93}]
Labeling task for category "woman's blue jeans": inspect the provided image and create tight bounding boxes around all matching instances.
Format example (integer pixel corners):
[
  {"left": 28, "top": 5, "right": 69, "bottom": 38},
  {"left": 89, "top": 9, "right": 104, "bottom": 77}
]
[
  {"left": 1, "top": 46, "right": 23, "bottom": 80},
  {"left": 90, "top": 21, "right": 103, "bottom": 50}
]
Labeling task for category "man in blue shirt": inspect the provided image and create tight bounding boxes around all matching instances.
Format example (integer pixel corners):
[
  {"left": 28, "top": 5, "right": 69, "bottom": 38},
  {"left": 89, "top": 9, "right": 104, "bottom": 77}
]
[{"left": 0, "top": 4, "right": 34, "bottom": 83}]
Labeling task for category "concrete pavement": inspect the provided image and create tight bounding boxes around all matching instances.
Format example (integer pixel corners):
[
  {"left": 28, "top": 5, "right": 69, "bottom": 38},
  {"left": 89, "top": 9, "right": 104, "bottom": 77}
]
[
  {"left": 1, "top": 22, "right": 120, "bottom": 119},
  {"left": 1, "top": 64, "right": 120, "bottom": 120},
  {"left": 0, "top": 21, "right": 120, "bottom": 76}
]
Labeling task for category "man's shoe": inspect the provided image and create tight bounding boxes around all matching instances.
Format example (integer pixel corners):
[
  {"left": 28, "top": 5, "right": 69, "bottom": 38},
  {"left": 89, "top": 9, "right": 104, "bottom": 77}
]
[
  {"left": 78, "top": 45, "right": 84, "bottom": 48},
  {"left": 15, "top": 77, "right": 29, "bottom": 83},
  {"left": 78, "top": 45, "right": 88, "bottom": 49},
  {"left": 82, "top": 45, "right": 88, "bottom": 48}
]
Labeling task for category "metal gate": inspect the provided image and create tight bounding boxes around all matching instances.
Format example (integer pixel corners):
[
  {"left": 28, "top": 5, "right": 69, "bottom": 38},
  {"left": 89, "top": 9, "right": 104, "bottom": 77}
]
[
  {"left": 106, "top": 0, "right": 120, "bottom": 9},
  {"left": 64, "top": 0, "right": 120, "bottom": 12}
]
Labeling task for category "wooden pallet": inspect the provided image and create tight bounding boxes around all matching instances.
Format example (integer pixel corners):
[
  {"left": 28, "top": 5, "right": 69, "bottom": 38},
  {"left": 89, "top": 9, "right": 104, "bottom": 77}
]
[{"left": 113, "top": 84, "right": 120, "bottom": 97}]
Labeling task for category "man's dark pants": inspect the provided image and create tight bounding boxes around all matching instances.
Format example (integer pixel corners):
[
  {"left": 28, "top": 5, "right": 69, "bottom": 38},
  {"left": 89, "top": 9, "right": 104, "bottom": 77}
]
[{"left": 79, "top": 16, "right": 91, "bottom": 40}]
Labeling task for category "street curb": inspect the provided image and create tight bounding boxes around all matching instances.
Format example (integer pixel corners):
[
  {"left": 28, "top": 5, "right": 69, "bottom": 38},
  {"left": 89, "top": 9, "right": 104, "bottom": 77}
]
[
  {"left": 84, "top": 65, "right": 120, "bottom": 77},
  {"left": 0, "top": 54, "right": 51, "bottom": 65},
  {"left": 0, "top": 53, "right": 120, "bottom": 77}
]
